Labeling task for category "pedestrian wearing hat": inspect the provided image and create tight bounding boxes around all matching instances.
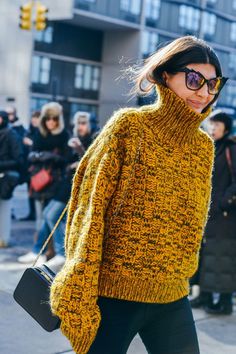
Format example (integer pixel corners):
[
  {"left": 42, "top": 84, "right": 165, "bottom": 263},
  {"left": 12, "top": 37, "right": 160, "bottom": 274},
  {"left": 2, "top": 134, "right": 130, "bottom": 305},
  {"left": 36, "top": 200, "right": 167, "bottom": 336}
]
[{"left": 192, "top": 111, "right": 236, "bottom": 315}]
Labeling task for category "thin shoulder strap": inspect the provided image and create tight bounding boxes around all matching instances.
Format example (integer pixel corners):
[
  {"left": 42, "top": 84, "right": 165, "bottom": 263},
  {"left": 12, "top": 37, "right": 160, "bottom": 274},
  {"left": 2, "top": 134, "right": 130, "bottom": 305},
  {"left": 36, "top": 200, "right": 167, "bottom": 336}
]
[{"left": 33, "top": 203, "right": 69, "bottom": 267}]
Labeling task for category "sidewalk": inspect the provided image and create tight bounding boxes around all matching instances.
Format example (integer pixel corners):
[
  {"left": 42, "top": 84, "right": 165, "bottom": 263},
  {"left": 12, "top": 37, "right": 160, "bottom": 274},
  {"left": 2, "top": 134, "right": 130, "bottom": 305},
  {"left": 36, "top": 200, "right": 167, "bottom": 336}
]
[{"left": 0, "top": 186, "right": 236, "bottom": 354}]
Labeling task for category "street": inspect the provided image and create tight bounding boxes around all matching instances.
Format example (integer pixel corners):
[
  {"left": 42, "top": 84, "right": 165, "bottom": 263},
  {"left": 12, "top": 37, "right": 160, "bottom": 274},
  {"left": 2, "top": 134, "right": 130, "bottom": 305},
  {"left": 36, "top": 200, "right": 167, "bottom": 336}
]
[{"left": 0, "top": 186, "right": 236, "bottom": 354}]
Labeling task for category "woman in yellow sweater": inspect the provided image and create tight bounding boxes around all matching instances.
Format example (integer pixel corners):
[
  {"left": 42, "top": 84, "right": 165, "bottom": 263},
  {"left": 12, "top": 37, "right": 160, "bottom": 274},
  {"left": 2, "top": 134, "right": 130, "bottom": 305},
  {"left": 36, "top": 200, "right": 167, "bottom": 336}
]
[{"left": 50, "top": 36, "right": 227, "bottom": 354}]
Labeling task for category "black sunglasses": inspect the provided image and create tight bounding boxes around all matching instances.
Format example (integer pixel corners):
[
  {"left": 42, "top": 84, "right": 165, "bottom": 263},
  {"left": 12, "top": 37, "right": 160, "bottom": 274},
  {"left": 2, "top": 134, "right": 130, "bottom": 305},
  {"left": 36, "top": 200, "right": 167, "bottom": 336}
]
[
  {"left": 45, "top": 116, "right": 59, "bottom": 122},
  {"left": 176, "top": 67, "right": 228, "bottom": 95}
]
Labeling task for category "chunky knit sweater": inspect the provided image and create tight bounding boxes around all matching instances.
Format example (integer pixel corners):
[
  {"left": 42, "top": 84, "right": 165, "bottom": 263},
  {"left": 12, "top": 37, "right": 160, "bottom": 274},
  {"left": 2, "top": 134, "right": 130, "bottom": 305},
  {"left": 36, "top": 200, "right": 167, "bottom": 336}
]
[{"left": 50, "top": 84, "right": 214, "bottom": 354}]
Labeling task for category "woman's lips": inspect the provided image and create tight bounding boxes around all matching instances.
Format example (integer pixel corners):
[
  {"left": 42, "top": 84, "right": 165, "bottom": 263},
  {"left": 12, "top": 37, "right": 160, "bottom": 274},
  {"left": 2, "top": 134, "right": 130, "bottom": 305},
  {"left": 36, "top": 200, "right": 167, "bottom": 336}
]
[{"left": 187, "top": 99, "right": 205, "bottom": 109}]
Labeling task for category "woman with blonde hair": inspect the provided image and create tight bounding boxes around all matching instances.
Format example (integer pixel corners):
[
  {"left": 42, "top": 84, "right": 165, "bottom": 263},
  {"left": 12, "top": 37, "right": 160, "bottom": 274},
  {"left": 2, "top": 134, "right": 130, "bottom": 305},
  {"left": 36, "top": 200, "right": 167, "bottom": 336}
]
[{"left": 50, "top": 36, "right": 228, "bottom": 354}]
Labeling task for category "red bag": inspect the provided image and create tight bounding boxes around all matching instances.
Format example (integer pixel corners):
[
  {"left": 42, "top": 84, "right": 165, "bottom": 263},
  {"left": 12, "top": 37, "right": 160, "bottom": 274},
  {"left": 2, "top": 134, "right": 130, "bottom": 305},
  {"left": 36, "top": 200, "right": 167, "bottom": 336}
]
[{"left": 30, "top": 169, "right": 53, "bottom": 192}]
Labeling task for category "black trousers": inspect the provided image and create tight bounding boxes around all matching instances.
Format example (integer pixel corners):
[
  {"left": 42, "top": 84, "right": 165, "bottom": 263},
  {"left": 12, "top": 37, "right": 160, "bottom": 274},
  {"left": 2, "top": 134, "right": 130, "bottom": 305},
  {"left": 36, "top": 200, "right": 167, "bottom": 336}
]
[{"left": 88, "top": 296, "right": 200, "bottom": 354}]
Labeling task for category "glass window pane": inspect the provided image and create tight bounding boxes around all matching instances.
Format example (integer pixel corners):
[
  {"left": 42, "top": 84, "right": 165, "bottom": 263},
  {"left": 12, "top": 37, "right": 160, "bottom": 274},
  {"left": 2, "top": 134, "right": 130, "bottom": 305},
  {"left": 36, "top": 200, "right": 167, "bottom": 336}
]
[
  {"left": 75, "top": 77, "right": 83, "bottom": 88},
  {"left": 42, "top": 57, "right": 50, "bottom": 70},
  {"left": 231, "top": 23, "right": 236, "bottom": 41},
  {"left": 76, "top": 64, "right": 83, "bottom": 75},
  {"left": 120, "top": 0, "right": 129, "bottom": 12},
  {"left": 44, "top": 27, "right": 53, "bottom": 43},
  {"left": 31, "top": 56, "right": 40, "bottom": 83},
  {"left": 92, "top": 79, "right": 99, "bottom": 91},
  {"left": 179, "top": 5, "right": 199, "bottom": 31},
  {"left": 40, "top": 71, "right": 49, "bottom": 84},
  {"left": 84, "top": 65, "right": 92, "bottom": 89},
  {"left": 130, "top": 0, "right": 141, "bottom": 15}
]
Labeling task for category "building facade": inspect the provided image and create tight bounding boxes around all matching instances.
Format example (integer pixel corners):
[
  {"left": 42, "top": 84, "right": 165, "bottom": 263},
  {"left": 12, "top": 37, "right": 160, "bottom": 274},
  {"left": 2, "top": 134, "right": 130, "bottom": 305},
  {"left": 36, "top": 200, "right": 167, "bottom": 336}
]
[{"left": 1, "top": 0, "right": 236, "bottom": 130}]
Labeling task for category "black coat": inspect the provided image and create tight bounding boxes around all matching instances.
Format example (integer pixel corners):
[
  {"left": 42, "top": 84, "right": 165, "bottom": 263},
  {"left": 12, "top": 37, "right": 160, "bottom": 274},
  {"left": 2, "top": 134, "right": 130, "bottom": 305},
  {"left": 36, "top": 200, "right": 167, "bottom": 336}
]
[
  {"left": 0, "top": 127, "right": 24, "bottom": 199},
  {"left": 199, "top": 137, "right": 236, "bottom": 293},
  {"left": 29, "top": 129, "right": 71, "bottom": 201},
  {"left": 54, "top": 132, "right": 97, "bottom": 204},
  {"left": 0, "top": 127, "right": 24, "bottom": 173}
]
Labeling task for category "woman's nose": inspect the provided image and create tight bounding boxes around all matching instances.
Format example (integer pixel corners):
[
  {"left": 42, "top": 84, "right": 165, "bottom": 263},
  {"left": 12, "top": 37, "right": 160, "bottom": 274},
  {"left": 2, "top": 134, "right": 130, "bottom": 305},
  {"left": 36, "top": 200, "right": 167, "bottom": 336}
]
[{"left": 197, "top": 83, "right": 209, "bottom": 98}]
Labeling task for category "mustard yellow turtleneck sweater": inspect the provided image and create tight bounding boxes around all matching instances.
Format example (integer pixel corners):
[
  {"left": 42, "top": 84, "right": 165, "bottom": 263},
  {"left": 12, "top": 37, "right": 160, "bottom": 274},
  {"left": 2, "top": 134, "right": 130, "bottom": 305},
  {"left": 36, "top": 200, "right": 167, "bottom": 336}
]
[{"left": 50, "top": 84, "right": 214, "bottom": 354}]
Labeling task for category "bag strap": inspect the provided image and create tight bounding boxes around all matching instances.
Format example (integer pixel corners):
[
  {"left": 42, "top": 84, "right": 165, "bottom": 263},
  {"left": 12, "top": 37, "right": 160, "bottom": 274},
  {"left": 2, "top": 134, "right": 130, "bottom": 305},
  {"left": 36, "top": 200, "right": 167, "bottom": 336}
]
[
  {"left": 33, "top": 203, "right": 69, "bottom": 267},
  {"left": 225, "top": 147, "right": 235, "bottom": 183},
  {"left": 32, "top": 129, "right": 143, "bottom": 267}
]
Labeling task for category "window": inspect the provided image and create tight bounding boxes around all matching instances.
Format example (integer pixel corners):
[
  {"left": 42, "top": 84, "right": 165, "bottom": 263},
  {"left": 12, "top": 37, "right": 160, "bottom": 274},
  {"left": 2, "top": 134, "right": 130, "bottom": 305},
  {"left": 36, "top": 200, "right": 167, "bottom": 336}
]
[
  {"left": 202, "top": 12, "right": 216, "bottom": 36},
  {"left": 179, "top": 5, "right": 200, "bottom": 31},
  {"left": 231, "top": 23, "right": 236, "bottom": 42},
  {"left": 233, "top": 0, "right": 236, "bottom": 10},
  {"left": 146, "top": 0, "right": 161, "bottom": 21},
  {"left": 30, "top": 97, "right": 50, "bottom": 113},
  {"left": 207, "top": 0, "right": 217, "bottom": 4},
  {"left": 31, "top": 56, "right": 51, "bottom": 84},
  {"left": 75, "top": 63, "right": 101, "bottom": 91},
  {"left": 225, "top": 84, "right": 236, "bottom": 107},
  {"left": 141, "top": 30, "right": 159, "bottom": 56},
  {"left": 34, "top": 26, "right": 53, "bottom": 43},
  {"left": 229, "top": 53, "right": 236, "bottom": 70},
  {"left": 120, "top": 0, "right": 141, "bottom": 15}
]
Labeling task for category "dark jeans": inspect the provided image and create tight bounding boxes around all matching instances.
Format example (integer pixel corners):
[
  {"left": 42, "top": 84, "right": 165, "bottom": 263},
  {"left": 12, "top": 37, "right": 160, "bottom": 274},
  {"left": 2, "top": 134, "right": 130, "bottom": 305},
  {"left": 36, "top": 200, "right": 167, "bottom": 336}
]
[{"left": 89, "top": 296, "right": 200, "bottom": 354}]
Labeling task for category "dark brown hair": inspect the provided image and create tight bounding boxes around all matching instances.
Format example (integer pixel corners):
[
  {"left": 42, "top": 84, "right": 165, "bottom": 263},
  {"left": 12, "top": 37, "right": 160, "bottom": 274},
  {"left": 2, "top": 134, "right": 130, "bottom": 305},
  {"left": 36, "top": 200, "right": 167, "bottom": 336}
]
[{"left": 128, "top": 36, "right": 224, "bottom": 110}]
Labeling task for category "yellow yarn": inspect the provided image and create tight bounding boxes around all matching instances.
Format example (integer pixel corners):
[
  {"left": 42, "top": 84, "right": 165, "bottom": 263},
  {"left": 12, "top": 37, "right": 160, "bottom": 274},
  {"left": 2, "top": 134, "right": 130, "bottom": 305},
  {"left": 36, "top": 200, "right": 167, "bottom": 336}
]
[{"left": 50, "top": 84, "right": 214, "bottom": 354}]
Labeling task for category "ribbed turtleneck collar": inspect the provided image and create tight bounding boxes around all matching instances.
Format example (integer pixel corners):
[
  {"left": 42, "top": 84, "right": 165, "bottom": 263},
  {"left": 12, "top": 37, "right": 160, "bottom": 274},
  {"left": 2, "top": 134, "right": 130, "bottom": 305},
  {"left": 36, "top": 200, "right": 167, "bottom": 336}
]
[{"left": 142, "top": 84, "right": 212, "bottom": 147}]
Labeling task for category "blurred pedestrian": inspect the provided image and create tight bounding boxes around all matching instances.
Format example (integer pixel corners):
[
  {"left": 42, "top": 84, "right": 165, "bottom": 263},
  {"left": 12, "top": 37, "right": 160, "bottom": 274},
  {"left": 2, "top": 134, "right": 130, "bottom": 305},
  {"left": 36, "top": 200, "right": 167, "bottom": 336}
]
[
  {"left": 27, "top": 102, "right": 70, "bottom": 234},
  {"left": 5, "top": 106, "right": 26, "bottom": 140},
  {"left": 0, "top": 111, "right": 24, "bottom": 248},
  {"left": 68, "top": 111, "right": 98, "bottom": 153},
  {"left": 23, "top": 110, "right": 41, "bottom": 148},
  {"left": 192, "top": 111, "right": 236, "bottom": 315},
  {"left": 19, "top": 110, "right": 41, "bottom": 221},
  {"left": 49, "top": 36, "right": 227, "bottom": 354},
  {"left": 18, "top": 111, "right": 97, "bottom": 269}
]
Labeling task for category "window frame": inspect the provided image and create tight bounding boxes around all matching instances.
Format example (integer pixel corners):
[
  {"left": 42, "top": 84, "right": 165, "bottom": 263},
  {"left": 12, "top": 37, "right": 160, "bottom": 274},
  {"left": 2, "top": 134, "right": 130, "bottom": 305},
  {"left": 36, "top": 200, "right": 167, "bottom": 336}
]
[
  {"left": 74, "top": 63, "right": 101, "bottom": 91},
  {"left": 179, "top": 5, "right": 200, "bottom": 32},
  {"left": 31, "top": 56, "right": 51, "bottom": 85},
  {"left": 120, "top": 0, "right": 141, "bottom": 16}
]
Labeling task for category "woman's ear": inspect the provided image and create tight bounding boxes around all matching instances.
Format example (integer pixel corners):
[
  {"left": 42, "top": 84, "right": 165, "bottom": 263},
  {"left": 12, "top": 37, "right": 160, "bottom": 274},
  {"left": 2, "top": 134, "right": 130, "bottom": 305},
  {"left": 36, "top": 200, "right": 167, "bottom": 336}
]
[{"left": 162, "top": 71, "right": 168, "bottom": 85}]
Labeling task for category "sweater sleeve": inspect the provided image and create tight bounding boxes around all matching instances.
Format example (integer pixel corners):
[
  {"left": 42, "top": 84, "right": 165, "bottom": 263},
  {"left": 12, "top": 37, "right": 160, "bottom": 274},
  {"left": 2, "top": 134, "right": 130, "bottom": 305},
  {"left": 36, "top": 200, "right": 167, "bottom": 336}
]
[{"left": 49, "top": 110, "right": 137, "bottom": 354}]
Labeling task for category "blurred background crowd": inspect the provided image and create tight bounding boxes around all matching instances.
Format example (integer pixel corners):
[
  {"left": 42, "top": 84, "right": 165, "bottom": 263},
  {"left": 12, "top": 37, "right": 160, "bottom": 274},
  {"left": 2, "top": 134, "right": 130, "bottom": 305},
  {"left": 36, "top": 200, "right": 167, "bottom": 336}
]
[{"left": 0, "top": 104, "right": 100, "bottom": 270}]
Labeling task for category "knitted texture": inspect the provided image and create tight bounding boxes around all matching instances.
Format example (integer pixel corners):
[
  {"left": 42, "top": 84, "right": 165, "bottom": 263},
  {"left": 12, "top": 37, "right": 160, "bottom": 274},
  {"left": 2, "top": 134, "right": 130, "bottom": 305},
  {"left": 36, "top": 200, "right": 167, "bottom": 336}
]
[{"left": 50, "top": 84, "right": 214, "bottom": 354}]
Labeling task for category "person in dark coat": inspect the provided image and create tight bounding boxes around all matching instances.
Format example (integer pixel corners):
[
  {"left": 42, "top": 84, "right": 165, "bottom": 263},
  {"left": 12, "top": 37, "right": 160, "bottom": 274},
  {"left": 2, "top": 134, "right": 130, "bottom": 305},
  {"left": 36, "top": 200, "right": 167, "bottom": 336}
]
[
  {"left": 191, "top": 110, "right": 236, "bottom": 315},
  {"left": 0, "top": 111, "right": 24, "bottom": 247},
  {"left": 27, "top": 102, "right": 70, "bottom": 234},
  {"left": 18, "top": 110, "right": 97, "bottom": 269},
  {"left": 19, "top": 111, "right": 41, "bottom": 221},
  {"left": 5, "top": 106, "right": 26, "bottom": 140}
]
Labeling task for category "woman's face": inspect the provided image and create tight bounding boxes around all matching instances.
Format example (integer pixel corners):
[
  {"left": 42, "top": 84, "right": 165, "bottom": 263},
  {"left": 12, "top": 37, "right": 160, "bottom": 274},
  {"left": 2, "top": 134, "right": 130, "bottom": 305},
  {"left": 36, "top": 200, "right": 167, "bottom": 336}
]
[
  {"left": 163, "top": 63, "right": 217, "bottom": 113},
  {"left": 208, "top": 121, "right": 226, "bottom": 141},
  {"left": 45, "top": 116, "right": 59, "bottom": 131}
]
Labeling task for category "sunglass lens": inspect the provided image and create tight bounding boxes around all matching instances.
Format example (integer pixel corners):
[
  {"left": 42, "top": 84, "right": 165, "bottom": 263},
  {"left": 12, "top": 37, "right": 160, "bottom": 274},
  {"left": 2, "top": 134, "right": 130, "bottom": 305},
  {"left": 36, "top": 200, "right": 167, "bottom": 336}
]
[
  {"left": 208, "top": 78, "right": 221, "bottom": 94},
  {"left": 186, "top": 72, "right": 204, "bottom": 90}
]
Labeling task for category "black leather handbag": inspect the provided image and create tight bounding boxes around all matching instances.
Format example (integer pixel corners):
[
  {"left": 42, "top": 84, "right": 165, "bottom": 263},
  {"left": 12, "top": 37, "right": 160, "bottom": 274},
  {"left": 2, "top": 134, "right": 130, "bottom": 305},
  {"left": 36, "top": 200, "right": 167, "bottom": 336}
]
[
  {"left": 13, "top": 264, "right": 61, "bottom": 332},
  {"left": 13, "top": 204, "right": 68, "bottom": 332}
]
